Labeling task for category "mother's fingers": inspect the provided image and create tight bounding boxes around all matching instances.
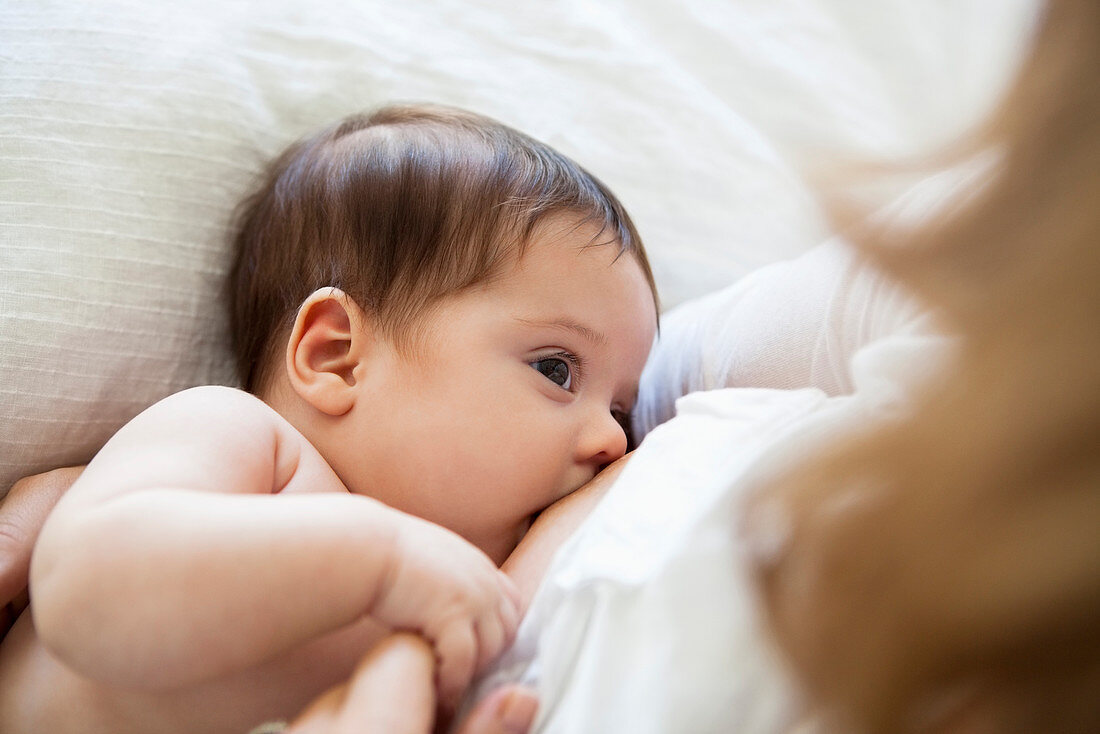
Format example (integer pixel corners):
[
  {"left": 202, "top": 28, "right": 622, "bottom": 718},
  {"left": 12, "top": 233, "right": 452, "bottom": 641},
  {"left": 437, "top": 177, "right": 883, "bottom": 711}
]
[
  {"left": 287, "top": 633, "right": 436, "bottom": 734},
  {"left": 434, "top": 623, "right": 478, "bottom": 712},
  {"left": 285, "top": 632, "right": 537, "bottom": 734},
  {"left": 0, "top": 466, "right": 84, "bottom": 608},
  {"left": 454, "top": 685, "right": 538, "bottom": 734}
]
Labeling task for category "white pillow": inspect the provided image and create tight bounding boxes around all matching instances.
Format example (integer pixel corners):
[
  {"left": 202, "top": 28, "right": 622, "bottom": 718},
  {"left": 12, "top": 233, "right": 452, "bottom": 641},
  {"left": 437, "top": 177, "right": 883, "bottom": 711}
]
[{"left": 0, "top": 0, "right": 1035, "bottom": 495}]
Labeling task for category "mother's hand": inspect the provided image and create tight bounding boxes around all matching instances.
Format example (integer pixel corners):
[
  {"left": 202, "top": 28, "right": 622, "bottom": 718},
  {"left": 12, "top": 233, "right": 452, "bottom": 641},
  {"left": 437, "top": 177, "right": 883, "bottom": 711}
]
[
  {"left": 286, "top": 633, "right": 537, "bottom": 734},
  {"left": 0, "top": 466, "right": 83, "bottom": 636}
]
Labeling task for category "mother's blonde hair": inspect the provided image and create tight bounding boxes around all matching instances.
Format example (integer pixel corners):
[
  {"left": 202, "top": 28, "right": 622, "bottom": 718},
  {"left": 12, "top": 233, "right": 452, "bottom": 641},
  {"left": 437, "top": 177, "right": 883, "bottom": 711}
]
[{"left": 748, "top": 0, "right": 1100, "bottom": 731}]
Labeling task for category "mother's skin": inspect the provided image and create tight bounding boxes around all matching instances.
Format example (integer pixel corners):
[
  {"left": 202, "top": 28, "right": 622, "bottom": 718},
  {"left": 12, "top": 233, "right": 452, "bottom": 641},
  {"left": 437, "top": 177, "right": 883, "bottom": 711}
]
[{"left": 0, "top": 467, "right": 80, "bottom": 636}]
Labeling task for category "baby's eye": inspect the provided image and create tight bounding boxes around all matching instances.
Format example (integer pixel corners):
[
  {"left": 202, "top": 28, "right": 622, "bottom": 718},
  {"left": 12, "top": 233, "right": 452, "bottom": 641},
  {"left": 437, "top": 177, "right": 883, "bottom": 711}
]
[{"left": 530, "top": 357, "right": 572, "bottom": 389}]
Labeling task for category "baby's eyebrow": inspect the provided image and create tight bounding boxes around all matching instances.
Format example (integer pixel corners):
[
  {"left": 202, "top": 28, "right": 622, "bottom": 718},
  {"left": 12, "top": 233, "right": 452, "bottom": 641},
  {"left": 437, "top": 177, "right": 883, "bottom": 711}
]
[{"left": 516, "top": 317, "right": 607, "bottom": 346}]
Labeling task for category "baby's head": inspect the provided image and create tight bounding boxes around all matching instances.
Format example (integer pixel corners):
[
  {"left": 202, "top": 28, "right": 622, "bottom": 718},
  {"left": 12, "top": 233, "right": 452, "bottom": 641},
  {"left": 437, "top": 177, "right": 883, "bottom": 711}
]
[{"left": 229, "top": 104, "right": 658, "bottom": 560}]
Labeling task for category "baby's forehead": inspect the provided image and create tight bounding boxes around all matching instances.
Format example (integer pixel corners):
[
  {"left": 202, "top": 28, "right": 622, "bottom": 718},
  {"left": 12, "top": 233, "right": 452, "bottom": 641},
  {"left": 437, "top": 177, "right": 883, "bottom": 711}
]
[
  {"left": 514, "top": 242, "right": 656, "bottom": 316},
  {"left": 495, "top": 235, "right": 656, "bottom": 335},
  {"left": 511, "top": 213, "right": 658, "bottom": 314}
]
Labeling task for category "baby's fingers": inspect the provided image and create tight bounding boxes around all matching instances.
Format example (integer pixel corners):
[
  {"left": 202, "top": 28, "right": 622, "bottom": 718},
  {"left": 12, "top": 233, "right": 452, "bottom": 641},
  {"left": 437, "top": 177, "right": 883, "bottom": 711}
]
[
  {"left": 499, "top": 574, "right": 521, "bottom": 635},
  {"left": 474, "top": 609, "right": 510, "bottom": 673},
  {"left": 435, "top": 622, "right": 478, "bottom": 712}
]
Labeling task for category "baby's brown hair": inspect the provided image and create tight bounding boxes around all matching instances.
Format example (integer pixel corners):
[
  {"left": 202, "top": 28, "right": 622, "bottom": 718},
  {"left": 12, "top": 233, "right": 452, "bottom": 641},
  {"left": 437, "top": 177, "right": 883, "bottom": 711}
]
[{"left": 229, "top": 104, "right": 656, "bottom": 393}]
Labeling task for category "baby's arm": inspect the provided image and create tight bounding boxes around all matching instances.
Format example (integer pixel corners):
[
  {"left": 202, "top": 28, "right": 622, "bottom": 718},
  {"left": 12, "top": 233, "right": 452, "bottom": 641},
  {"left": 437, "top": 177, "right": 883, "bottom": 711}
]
[
  {"left": 30, "top": 386, "right": 516, "bottom": 698},
  {"left": 30, "top": 387, "right": 401, "bottom": 687}
]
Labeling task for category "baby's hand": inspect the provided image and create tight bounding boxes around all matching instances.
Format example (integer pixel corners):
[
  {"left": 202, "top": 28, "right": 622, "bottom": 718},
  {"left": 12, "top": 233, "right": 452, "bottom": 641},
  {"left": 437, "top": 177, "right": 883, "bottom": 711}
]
[{"left": 370, "top": 514, "right": 521, "bottom": 708}]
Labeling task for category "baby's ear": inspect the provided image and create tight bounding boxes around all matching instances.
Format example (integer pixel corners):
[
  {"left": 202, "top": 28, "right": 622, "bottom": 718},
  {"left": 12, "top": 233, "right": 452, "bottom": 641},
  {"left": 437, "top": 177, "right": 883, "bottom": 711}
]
[{"left": 285, "top": 288, "right": 368, "bottom": 416}]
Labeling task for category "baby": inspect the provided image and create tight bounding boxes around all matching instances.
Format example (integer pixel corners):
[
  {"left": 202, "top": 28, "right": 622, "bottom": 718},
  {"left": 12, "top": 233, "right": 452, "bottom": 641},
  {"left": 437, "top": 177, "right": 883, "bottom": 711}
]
[{"left": 0, "top": 104, "right": 659, "bottom": 734}]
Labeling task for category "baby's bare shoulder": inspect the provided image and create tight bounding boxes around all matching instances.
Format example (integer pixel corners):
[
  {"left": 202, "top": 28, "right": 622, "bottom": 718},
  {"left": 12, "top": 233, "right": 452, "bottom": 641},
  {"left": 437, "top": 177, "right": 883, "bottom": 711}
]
[
  {"left": 77, "top": 387, "right": 291, "bottom": 499},
  {"left": 148, "top": 387, "right": 328, "bottom": 496},
  {"left": 114, "top": 386, "right": 281, "bottom": 447},
  {"left": 146, "top": 384, "right": 272, "bottom": 421}
]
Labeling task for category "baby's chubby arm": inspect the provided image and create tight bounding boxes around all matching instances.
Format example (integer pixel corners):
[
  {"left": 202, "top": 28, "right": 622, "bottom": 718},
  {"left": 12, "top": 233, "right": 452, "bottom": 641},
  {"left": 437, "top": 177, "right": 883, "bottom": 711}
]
[{"left": 30, "top": 386, "right": 518, "bottom": 699}]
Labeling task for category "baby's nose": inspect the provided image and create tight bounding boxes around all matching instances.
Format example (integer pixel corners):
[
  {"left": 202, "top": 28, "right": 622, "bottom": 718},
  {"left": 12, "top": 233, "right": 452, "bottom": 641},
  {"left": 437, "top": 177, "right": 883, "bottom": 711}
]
[{"left": 577, "top": 409, "right": 628, "bottom": 467}]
